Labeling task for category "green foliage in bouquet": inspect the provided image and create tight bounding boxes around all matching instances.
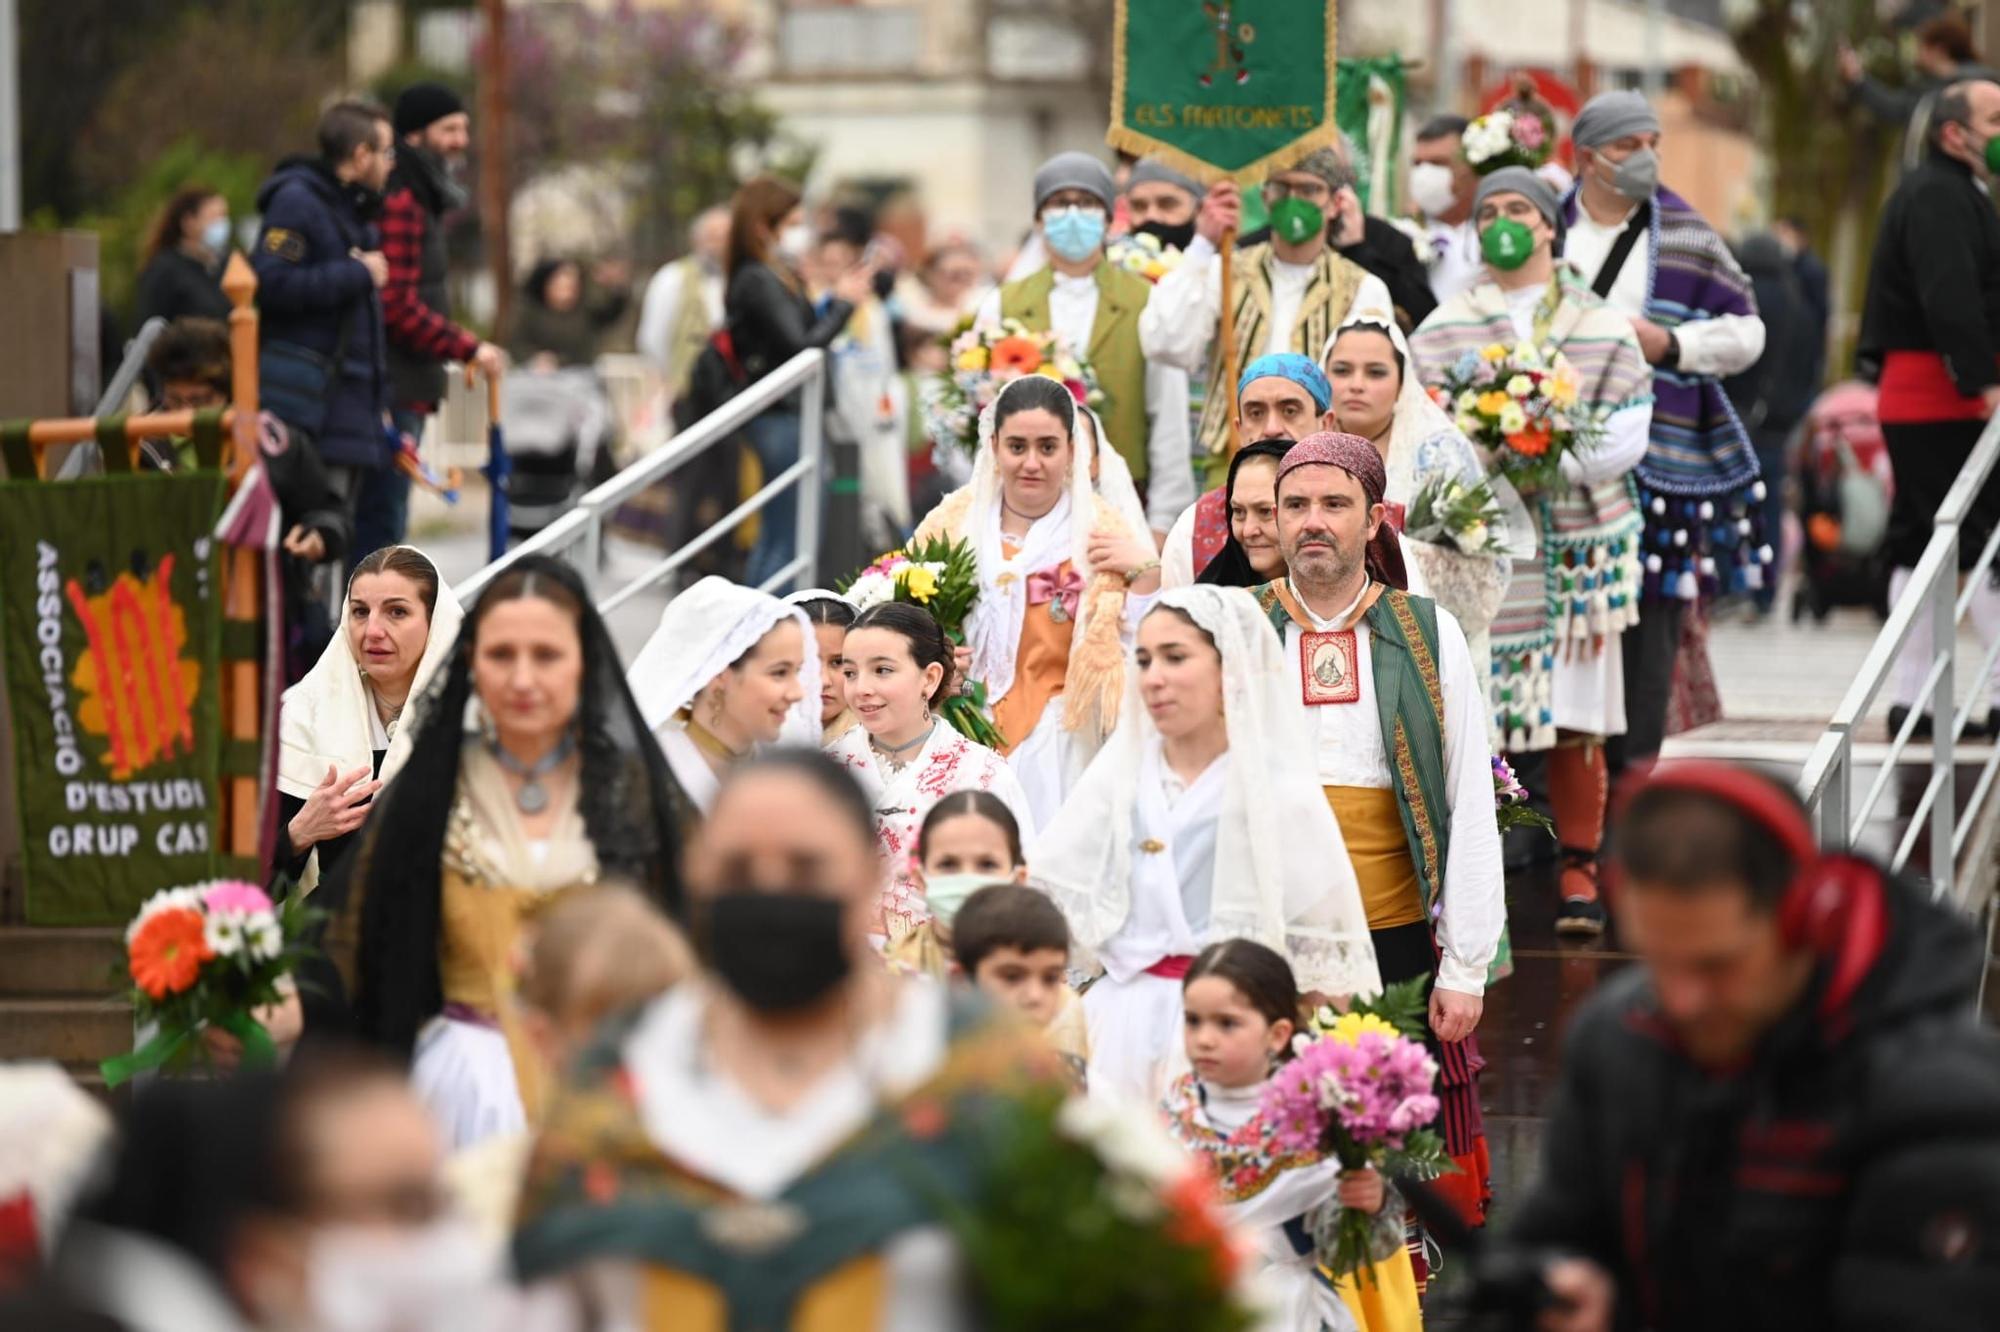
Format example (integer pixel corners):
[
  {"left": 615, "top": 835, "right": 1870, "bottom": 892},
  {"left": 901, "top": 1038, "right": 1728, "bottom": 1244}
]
[{"left": 842, "top": 534, "right": 1007, "bottom": 750}]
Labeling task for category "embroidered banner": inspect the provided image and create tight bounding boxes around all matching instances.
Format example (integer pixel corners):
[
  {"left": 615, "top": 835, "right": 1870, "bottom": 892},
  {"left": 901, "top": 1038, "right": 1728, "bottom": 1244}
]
[
  {"left": 0, "top": 472, "right": 226, "bottom": 923},
  {"left": 1108, "top": 1, "right": 1340, "bottom": 184}
]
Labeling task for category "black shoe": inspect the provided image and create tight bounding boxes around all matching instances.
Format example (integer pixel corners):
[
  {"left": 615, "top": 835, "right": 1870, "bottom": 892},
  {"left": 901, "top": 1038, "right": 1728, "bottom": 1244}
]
[
  {"left": 1887, "top": 705, "right": 1934, "bottom": 742},
  {"left": 1555, "top": 897, "right": 1607, "bottom": 937}
]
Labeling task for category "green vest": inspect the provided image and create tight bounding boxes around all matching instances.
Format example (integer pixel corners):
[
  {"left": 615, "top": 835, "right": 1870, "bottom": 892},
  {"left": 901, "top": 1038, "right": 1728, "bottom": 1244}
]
[
  {"left": 1253, "top": 581, "right": 1513, "bottom": 984},
  {"left": 999, "top": 260, "right": 1153, "bottom": 484}
]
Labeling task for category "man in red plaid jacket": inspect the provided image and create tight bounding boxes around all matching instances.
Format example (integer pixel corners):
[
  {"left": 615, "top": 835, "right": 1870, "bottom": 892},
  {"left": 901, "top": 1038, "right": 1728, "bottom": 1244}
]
[{"left": 365, "top": 82, "right": 504, "bottom": 562}]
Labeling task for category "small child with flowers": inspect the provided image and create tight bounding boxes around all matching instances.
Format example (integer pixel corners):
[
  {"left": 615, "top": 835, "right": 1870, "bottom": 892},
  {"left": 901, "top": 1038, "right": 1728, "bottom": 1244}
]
[{"left": 1161, "top": 940, "right": 1420, "bottom": 1332}]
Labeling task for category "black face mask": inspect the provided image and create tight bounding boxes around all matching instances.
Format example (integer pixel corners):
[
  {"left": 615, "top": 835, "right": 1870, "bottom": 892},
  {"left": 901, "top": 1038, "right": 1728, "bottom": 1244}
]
[
  {"left": 699, "top": 890, "right": 851, "bottom": 1014},
  {"left": 1134, "top": 218, "right": 1197, "bottom": 252},
  {"left": 344, "top": 181, "right": 384, "bottom": 221},
  {"left": 871, "top": 268, "right": 898, "bottom": 302}
]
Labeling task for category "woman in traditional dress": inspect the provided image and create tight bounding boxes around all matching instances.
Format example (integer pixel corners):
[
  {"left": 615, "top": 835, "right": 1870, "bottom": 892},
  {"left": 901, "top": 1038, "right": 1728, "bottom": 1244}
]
[
  {"left": 513, "top": 751, "right": 1076, "bottom": 1327},
  {"left": 626, "top": 574, "right": 818, "bottom": 818},
  {"left": 1191, "top": 438, "right": 1293, "bottom": 588},
  {"left": 1035, "top": 584, "right": 1379, "bottom": 1103},
  {"left": 329, "top": 555, "right": 691, "bottom": 1150},
  {"left": 786, "top": 588, "right": 859, "bottom": 744},
  {"left": 912, "top": 374, "right": 1164, "bottom": 828},
  {"left": 277, "top": 545, "right": 464, "bottom": 896},
  {"left": 1322, "top": 311, "right": 1523, "bottom": 672},
  {"left": 827, "top": 601, "right": 1034, "bottom": 947}
]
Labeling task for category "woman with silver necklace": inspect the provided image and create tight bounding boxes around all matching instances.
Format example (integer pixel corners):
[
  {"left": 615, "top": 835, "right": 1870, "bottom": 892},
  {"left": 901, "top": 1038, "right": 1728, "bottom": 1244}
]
[
  {"left": 627, "top": 576, "right": 819, "bottom": 826},
  {"left": 327, "top": 556, "right": 692, "bottom": 1151},
  {"left": 823, "top": 602, "right": 1033, "bottom": 947}
]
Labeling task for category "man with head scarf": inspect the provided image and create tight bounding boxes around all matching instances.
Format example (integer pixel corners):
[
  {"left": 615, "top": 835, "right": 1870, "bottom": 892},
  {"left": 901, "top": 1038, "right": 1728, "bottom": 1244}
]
[
  {"left": 1159, "top": 351, "right": 1335, "bottom": 587},
  {"left": 975, "top": 151, "right": 1197, "bottom": 538},
  {"left": 1563, "top": 89, "right": 1771, "bottom": 780},
  {"left": 1409, "top": 168, "right": 1654, "bottom": 940},
  {"left": 1139, "top": 146, "right": 1393, "bottom": 484},
  {"left": 1245, "top": 430, "right": 1505, "bottom": 1230},
  {"left": 1121, "top": 157, "right": 1203, "bottom": 251}
]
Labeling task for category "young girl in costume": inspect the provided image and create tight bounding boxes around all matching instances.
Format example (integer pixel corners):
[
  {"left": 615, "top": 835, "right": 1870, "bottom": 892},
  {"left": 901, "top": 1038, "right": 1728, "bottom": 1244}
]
[
  {"left": 786, "top": 589, "right": 859, "bottom": 743},
  {"left": 1163, "top": 940, "right": 1421, "bottom": 1332},
  {"left": 884, "top": 790, "right": 1028, "bottom": 977}
]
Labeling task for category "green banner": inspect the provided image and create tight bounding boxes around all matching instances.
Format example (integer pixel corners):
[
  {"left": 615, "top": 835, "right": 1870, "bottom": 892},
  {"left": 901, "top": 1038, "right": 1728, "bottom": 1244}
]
[
  {"left": 1109, "top": 1, "right": 1339, "bottom": 184},
  {"left": 1335, "top": 56, "right": 1406, "bottom": 214},
  {"left": 0, "top": 471, "right": 226, "bottom": 924}
]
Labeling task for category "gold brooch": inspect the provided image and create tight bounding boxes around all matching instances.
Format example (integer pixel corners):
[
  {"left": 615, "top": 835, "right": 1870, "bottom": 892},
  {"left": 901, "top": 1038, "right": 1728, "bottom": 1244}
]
[
  {"left": 1139, "top": 838, "right": 1165, "bottom": 854},
  {"left": 995, "top": 571, "right": 1019, "bottom": 588}
]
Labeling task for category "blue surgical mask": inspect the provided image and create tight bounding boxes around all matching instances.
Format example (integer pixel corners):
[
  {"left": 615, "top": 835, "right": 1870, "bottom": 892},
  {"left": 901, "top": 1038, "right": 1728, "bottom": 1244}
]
[
  {"left": 202, "top": 216, "right": 232, "bottom": 255},
  {"left": 923, "top": 872, "right": 1004, "bottom": 927},
  {"left": 1042, "top": 205, "right": 1108, "bottom": 263}
]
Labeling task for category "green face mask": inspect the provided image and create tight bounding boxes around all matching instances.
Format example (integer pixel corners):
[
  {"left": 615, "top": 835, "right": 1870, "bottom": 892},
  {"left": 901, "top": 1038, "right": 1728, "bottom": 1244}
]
[
  {"left": 1269, "top": 196, "right": 1325, "bottom": 246},
  {"left": 1480, "top": 216, "right": 1537, "bottom": 271},
  {"left": 1985, "top": 132, "right": 2000, "bottom": 174}
]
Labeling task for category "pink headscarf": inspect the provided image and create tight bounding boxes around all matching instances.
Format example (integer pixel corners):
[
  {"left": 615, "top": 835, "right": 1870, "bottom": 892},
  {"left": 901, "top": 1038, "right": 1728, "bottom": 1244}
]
[{"left": 1274, "top": 432, "right": 1408, "bottom": 591}]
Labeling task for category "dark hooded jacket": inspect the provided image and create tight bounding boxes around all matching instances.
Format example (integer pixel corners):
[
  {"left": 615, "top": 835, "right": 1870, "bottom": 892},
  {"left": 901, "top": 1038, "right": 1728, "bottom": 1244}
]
[
  {"left": 1510, "top": 865, "right": 2000, "bottom": 1330},
  {"left": 250, "top": 156, "right": 390, "bottom": 469}
]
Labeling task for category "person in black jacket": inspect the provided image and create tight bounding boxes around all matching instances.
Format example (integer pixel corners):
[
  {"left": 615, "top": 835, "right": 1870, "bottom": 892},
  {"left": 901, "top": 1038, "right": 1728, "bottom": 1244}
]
[
  {"left": 251, "top": 99, "right": 395, "bottom": 534},
  {"left": 1508, "top": 761, "right": 2000, "bottom": 1332},
  {"left": 724, "top": 175, "right": 872, "bottom": 590},
  {"left": 133, "top": 186, "right": 233, "bottom": 329},
  {"left": 1858, "top": 79, "right": 2000, "bottom": 736},
  {"left": 1324, "top": 158, "right": 1438, "bottom": 330}
]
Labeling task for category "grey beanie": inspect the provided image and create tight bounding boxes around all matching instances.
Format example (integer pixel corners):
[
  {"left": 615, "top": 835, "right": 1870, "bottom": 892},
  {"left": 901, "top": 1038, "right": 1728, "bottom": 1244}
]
[
  {"left": 1474, "top": 167, "right": 1561, "bottom": 226},
  {"left": 1286, "top": 147, "right": 1349, "bottom": 190},
  {"left": 1033, "top": 152, "right": 1117, "bottom": 212},
  {"left": 1571, "top": 90, "right": 1661, "bottom": 150},
  {"left": 1128, "top": 156, "right": 1203, "bottom": 202}
]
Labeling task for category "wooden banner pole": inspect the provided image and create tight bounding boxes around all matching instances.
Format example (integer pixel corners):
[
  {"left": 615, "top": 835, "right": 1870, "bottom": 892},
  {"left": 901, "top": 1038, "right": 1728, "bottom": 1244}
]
[{"left": 1219, "top": 225, "right": 1240, "bottom": 459}]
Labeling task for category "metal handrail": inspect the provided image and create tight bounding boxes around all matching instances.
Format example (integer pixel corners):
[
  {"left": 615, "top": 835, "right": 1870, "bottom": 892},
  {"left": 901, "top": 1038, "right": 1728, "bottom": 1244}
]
[
  {"left": 1798, "top": 410, "right": 2000, "bottom": 911},
  {"left": 453, "top": 350, "right": 827, "bottom": 605}
]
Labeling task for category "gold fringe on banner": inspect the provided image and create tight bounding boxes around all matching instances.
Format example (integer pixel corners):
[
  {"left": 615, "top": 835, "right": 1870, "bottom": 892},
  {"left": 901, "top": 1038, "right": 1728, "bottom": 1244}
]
[{"left": 1104, "top": 0, "right": 1341, "bottom": 187}]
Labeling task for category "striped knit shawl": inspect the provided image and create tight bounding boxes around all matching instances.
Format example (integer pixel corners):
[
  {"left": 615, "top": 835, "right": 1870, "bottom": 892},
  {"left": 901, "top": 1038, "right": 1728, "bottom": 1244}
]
[{"left": 1561, "top": 185, "right": 1760, "bottom": 498}]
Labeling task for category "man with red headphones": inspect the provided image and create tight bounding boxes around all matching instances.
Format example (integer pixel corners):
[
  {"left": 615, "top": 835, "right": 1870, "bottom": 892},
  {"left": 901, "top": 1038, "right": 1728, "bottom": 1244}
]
[{"left": 1510, "top": 760, "right": 2000, "bottom": 1331}]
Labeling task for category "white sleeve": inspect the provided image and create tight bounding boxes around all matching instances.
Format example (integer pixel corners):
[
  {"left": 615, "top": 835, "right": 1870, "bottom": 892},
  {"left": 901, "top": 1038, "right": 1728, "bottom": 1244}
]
[
  {"left": 1561, "top": 401, "right": 1653, "bottom": 488},
  {"left": 972, "top": 287, "right": 1003, "bottom": 333},
  {"left": 1161, "top": 506, "right": 1199, "bottom": 588},
  {"left": 1143, "top": 362, "right": 1197, "bottom": 531},
  {"left": 1432, "top": 608, "right": 1504, "bottom": 997},
  {"left": 1137, "top": 235, "right": 1223, "bottom": 370},
  {"left": 635, "top": 264, "right": 686, "bottom": 370},
  {"left": 1672, "top": 312, "right": 1767, "bottom": 379}
]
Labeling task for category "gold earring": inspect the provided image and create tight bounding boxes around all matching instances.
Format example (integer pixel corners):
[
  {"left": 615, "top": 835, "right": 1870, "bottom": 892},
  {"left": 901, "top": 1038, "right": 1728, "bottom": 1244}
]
[{"left": 707, "top": 691, "right": 725, "bottom": 726}]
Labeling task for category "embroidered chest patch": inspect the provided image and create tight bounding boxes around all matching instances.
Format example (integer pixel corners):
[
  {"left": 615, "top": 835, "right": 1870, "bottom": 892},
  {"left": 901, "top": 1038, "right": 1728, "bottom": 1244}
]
[{"left": 1300, "top": 629, "right": 1360, "bottom": 706}]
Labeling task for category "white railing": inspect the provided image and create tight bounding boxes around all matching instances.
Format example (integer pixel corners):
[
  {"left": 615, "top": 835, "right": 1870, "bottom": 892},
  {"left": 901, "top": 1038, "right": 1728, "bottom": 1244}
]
[
  {"left": 453, "top": 349, "right": 826, "bottom": 607},
  {"left": 1798, "top": 410, "right": 2000, "bottom": 914}
]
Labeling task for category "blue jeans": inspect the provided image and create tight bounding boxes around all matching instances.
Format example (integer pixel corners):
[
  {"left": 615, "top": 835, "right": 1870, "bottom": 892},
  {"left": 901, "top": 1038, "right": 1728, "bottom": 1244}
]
[
  {"left": 351, "top": 407, "right": 421, "bottom": 564},
  {"left": 743, "top": 409, "right": 803, "bottom": 592}
]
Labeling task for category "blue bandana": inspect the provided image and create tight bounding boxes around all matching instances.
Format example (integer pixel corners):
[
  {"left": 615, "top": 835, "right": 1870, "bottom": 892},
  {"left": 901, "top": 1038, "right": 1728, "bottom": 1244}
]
[{"left": 1237, "top": 353, "right": 1331, "bottom": 414}]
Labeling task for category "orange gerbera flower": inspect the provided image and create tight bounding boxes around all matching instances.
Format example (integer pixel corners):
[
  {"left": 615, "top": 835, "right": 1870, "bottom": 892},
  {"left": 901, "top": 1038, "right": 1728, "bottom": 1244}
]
[
  {"left": 990, "top": 336, "right": 1044, "bottom": 375},
  {"left": 1508, "top": 424, "right": 1553, "bottom": 457},
  {"left": 1163, "top": 1168, "right": 1242, "bottom": 1286},
  {"left": 128, "top": 907, "right": 212, "bottom": 999}
]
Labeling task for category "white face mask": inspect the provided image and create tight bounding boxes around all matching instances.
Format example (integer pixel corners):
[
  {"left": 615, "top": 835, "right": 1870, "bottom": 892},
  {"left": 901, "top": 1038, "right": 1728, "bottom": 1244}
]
[
  {"left": 1408, "top": 162, "right": 1457, "bottom": 219},
  {"left": 923, "top": 872, "right": 1007, "bottom": 927},
  {"left": 776, "top": 223, "right": 814, "bottom": 264},
  {"left": 302, "top": 1219, "right": 496, "bottom": 1332}
]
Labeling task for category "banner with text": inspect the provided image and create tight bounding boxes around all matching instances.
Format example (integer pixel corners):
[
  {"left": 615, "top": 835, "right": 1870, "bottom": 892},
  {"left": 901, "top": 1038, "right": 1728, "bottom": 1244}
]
[
  {"left": 1108, "top": 0, "right": 1339, "bottom": 184},
  {"left": 0, "top": 473, "right": 225, "bottom": 923}
]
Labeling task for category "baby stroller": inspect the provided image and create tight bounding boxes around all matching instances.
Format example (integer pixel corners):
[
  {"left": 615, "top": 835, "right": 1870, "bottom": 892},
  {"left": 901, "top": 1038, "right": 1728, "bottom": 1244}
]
[
  {"left": 497, "top": 366, "right": 615, "bottom": 540},
  {"left": 1793, "top": 380, "right": 1893, "bottom": 623}
]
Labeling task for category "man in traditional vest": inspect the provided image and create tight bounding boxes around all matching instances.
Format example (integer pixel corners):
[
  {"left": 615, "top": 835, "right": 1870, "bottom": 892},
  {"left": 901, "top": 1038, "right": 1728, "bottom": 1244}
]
[
  {"left": 637, "top": 205, "right": 730, "bottom": 415},
  {"left": 974, "top": 152, "right": 1197, "bottom": 540},
  {"left": 1248, "top": 430, "right": 1506, "bottom": 1233},
  {"left": 1560, "top": 90, "right": 1770, "bottom": 780},
  {"left": 376, "top": 82, "right": 505, "bottom": 564},
  {"left": 1139, "top": 148, "right": 1392, "bottom": 487}
]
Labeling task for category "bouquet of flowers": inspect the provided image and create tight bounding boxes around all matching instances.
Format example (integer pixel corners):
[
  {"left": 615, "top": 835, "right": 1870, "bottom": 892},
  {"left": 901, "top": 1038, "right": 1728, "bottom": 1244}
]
[
  {"left": 945, "top": 1084, "right": 1256, "bottom": 1330},
  {"left": 1462, "top": 78, "right": 1559, "bottom": 173},
  {"left": 924, "top": 318, "right": 1103, "bottom": 468},
  {"left": 101, "top": 880, "right": 319, "bottom": 1087},
  {"left": 1107, "top": 230, "right": 1187, "bottom": 284},
  {"left": 1261, "top": 980, "right": 1453, "bottom": 1281},
  {"left": 842, "top": 534, "right": 1005, "bottom": 750},
  {"left": 1406, "top": 474, "right": 1508, "bottom": 555},
  {"left": 1431, "top": 341, "right": 1597, "bottom": 492},
  {"left": 1493, "top": 754, "right": 1555, "bottom": 836}
]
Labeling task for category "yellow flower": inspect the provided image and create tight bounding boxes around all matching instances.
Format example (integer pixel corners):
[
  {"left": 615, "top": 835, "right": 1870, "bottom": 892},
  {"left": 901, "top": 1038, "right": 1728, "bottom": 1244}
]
[
  {"left": 1479, "top": 343, "right": 1510, "bottom": 363},
  {"left": 955, "top": 346, "right": 989, "bottom": 372},
  {"left": 1323, "top": 1011, "right": 1401, "bottom": 1046},
  {"left": 1036, "top": 364, "right": 1063, "bottom": 380},
  {"left": 1476, "top": 390, "right": 1511, "bottom": 416},
  {"left": 902, "top": 566, "right": 939, "bottom": 602},
  {"left": 1548, "top": 366, "right": 1580, "bottom": 409}
]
